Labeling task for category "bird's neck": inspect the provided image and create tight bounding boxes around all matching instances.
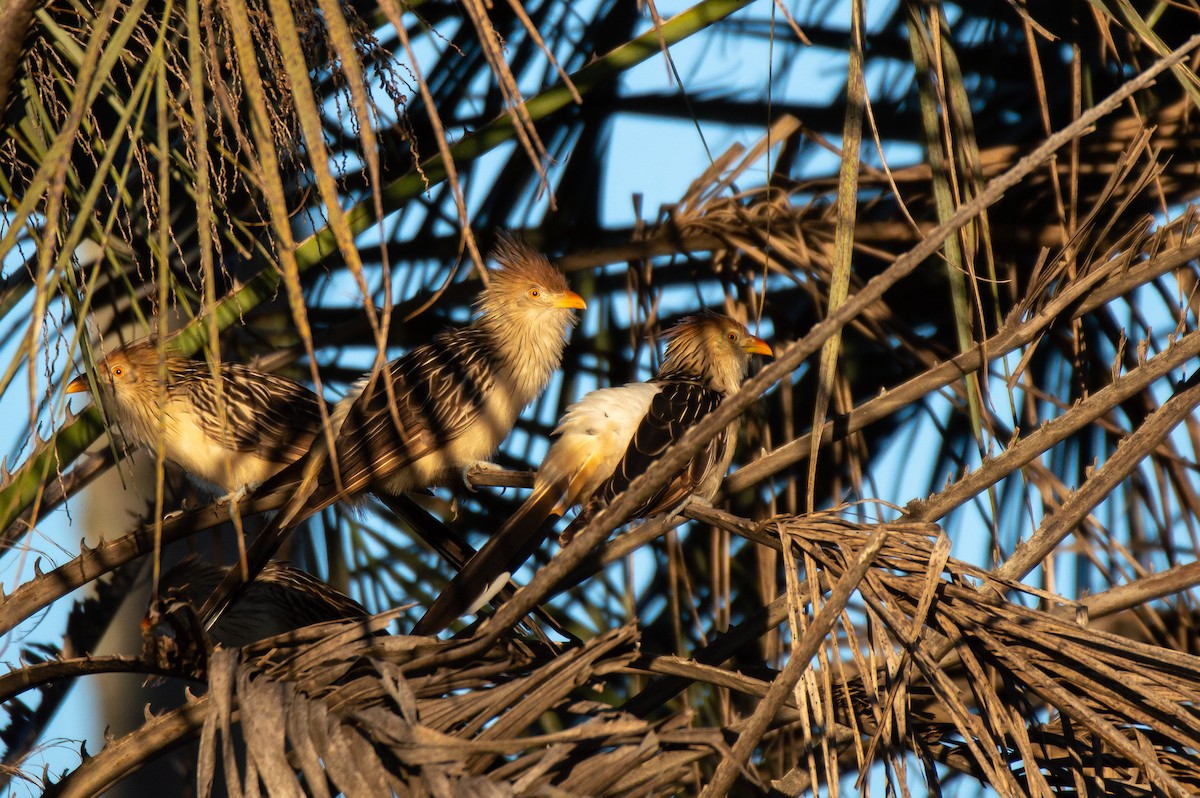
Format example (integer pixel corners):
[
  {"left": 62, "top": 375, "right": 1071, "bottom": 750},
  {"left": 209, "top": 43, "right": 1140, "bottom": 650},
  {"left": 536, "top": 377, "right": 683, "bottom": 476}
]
[
  {"left": 106, "top": 383, "right": 166, "bottom": 449},
  {"left": 475, "top": 316, "right": 570, "bottom": 406},
  {"left": 657, "top": 359, "right": 743, "bottom": 397}
]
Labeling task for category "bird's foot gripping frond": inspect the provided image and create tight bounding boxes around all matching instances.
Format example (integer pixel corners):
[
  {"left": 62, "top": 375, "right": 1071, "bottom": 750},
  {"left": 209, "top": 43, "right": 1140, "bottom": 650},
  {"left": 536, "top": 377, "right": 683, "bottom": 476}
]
[
  {"left": 664, "top": 494, "right": 713, "bottom": 525},
  {"left": 556, "top": 514, "right": 584, "bottom": 547},
  {"left": 218, "top": 483, "right": 257, "bottom": 505},
  {"left": 460, "top": 461, "right": 499, "bottom": 492},
  {"left": 223, "top": 484, "right": 254, "bottom": 529},
  {"left": 463, "top": 462, "right": 535, "bottom": 491}
]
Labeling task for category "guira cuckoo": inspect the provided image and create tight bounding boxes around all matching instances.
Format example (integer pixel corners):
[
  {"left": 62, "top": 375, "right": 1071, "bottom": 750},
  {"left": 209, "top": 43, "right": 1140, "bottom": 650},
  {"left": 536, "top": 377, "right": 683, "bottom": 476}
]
[
  {"left": 412, "top": 311, "right": 771, "bottom": 635},
  {"left": 66, "top": 339, "right": 324, "bottom": 494},
  {"left": 198, "top": 235, "right": 586, "bottom": 628}
]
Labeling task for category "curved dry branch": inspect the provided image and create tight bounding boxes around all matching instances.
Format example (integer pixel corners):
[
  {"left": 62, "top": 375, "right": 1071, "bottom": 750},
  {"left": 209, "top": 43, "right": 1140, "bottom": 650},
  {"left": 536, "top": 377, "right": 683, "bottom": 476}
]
[
  {"left": 777, "top": 514, "right": 1200, "bottom": 794},
  {"left": 0, "top": 655, "right": 163, "bottom": 705},
  {"left": 451, "top": 33, "right": 1200, "bottom": 660},
  {"left": 909, "top": 329, "right": 1200, "bottom": 523},
  {"left": 43, "top": 695, "right": 210, "bottom": 798},
  {"left": 0, "top": 494, "right": 283, "bottom": 638},
  {"left": 728, "top": 219, "right": 1200, "bottom": 495}
]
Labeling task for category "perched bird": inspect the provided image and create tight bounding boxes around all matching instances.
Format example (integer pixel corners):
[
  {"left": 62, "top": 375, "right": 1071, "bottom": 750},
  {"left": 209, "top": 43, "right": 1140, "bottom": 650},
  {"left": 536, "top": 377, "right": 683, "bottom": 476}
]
[
  {"left": 66, "top": 340, "right": 324, "bottom": 495},
  {"left": 145, "top": 557, "right": 369, "bottom": 649},
  {"left": 412, "top": 311, "right": 772, "bottom": 635},
  {"left": 197, "top": 235, "right": 586, "bottom": 628}
]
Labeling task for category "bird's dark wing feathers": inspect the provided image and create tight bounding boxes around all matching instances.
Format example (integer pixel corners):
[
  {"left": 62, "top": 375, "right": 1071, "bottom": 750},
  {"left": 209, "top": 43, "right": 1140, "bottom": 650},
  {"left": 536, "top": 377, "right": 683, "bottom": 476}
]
[
  {"left": 594, "top": 380, "right": 726, "bottom": 517},
  {"left": 253, "top": 563, "right": 371, "bottom": 623},
  {"left": 180, "top": 363, "right": 325, "bottom": 463},
  {"left": 328, "top": 328, "right": 498, "bottom": 490}
]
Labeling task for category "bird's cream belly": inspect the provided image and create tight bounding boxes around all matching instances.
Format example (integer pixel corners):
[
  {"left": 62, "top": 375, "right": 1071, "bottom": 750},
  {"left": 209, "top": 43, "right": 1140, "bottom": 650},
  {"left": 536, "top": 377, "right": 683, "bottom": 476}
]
[
  {"left": 541, "top": 382, "right": 660, "bottom": 501},
  {"left": 161, "top": 413, "right": 280, "bottom": 492},
  {"left": 375, "top": 392, "right": 522, "bottom": 494}
]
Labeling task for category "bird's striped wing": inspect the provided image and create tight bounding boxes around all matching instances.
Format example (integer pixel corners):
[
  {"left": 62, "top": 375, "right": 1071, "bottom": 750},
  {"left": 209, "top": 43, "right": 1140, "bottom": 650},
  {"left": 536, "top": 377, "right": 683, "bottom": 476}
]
[
  {"left": 590, "top": 380, "right": 727, "bottom": 519},
  {"left": 157, "top": 557, "right": 369, "bottom": 648},
  {"left": 181, "top": 363, "right": 325, "bottom": 464},
  {"left": 204, "top": 329, "right": 505, "bottom": 629},
  {"left": 324, "top": 330, "right": 496, "bottom": 495}
]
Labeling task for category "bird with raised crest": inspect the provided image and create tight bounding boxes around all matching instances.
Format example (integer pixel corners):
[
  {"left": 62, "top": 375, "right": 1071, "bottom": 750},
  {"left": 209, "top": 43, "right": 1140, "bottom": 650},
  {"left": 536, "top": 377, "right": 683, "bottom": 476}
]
[
  {"left": 197, "top": 234, "right": 587, "bottom": 629},
  {"left": 412, "top": 311, "right": 771, "bottom": 635}
]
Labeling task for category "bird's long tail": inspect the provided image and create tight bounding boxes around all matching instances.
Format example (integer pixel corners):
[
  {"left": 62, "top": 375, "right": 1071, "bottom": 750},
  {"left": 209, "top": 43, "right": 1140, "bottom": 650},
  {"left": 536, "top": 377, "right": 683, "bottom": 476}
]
[
  {"left": 411, "top": 479, "right": 565, "bottom": 635},
  {"left": 379, "top": 492, "right": 574, "bottom": 644}
]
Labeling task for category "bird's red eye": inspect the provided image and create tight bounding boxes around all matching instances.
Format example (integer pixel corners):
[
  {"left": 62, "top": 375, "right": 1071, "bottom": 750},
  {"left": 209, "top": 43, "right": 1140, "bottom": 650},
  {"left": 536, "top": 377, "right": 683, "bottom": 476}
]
[
  {"left": 727, "top": 332, "right": 738, "bottom": 342},
  {"left": 111, "top": 366, "right": 124, "bottom": 377},
  {"left": 528, "top": 288, "right": 541, "bottom": 299}
]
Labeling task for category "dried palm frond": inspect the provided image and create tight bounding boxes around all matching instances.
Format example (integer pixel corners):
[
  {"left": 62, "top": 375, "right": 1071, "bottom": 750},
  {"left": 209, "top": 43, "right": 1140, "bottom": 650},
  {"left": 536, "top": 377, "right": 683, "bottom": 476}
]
[
  {"left": 52, "top": 619, "right": 730, "bottom": 797},
  {"left": 681, "top": 511, "right": 1200, "bottom": 796}
]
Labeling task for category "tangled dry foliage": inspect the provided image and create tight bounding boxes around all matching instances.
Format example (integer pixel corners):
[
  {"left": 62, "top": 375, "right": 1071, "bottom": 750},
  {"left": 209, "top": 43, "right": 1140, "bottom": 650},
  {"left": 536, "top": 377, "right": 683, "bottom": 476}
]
[
  {"left": 5, "top": 0, "right": 1200, "bottom": 795},
  {"left": 21, "top": 514, "right": 1200, "bottom": 796}
]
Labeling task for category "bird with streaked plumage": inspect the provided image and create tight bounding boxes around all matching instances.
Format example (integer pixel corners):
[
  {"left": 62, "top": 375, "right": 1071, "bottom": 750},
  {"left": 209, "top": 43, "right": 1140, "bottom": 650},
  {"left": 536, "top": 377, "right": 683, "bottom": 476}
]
[
  {"left": 197, "top": 234, "right": 587, "bottom": 629},
  {"left": 145, "top": 557, "right": 370, "bottom": 649},
  {"left": 66, "top": 340, "right": 324, "bottom": 495},
  {"left": 412, "top": 311, "right": 772, "bottom": 635}
]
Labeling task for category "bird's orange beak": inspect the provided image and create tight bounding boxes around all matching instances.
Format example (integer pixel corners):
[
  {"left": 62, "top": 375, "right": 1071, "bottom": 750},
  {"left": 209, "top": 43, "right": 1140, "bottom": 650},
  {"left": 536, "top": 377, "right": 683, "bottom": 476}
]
[
  {"left": 65, "top": 374, "right": 91, "bottom": 394},
  {"left": 743, "top": 335, "right": 773, "bottom": 357},
  {"left": 556, "top": 290, "right": 587, "bottom": 310}
]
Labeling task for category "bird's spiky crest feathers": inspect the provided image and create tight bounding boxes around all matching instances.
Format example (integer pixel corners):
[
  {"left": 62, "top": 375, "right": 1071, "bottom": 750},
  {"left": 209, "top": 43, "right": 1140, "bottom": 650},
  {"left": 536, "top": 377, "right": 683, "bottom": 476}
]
[
  {"left": 658, "top": 311, "right": 757, "bottom": 395},
  {"left": 473, "top": 234, "right": 581, "bottom": 400},
  {"left": 476, "top": 234, "right": 573, "bottom": 315}
]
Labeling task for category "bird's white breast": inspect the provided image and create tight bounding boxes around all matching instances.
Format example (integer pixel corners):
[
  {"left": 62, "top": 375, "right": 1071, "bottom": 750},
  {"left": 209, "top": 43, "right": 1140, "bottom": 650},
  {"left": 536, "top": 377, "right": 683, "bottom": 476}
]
[{"left": 540, "top": 382, "right": 661, "bottom": 502}]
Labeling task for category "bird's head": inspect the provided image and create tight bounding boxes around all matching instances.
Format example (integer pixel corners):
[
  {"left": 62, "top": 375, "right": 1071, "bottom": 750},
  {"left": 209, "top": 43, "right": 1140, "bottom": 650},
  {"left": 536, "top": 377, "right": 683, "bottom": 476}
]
[
  {"left": 660, "top": 312, "right": 772, "bottom": 394},
  {"left": 65, "top": 341, "right": 168, "bottom": 401},
  {"left": 477, "top": 235, "right": 587, "bottom": 337}
]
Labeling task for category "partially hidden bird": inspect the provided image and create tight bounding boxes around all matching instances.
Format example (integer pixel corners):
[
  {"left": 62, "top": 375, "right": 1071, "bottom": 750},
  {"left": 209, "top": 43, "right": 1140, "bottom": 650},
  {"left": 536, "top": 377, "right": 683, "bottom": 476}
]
[
  {"left": 411, "top": 311, "right": 771, "bottom": 635},
  {"left": 65, "top": 337, "right": 507, "bottom": 585},
  {"left": 146, "top": 557, "right": 369, "bottom": 649},
  {"left": 197, "top": 235, "right": 586, "bottom": 628},
  {"left": 66, "top": 339, "right": 325, "bottom": 495}
]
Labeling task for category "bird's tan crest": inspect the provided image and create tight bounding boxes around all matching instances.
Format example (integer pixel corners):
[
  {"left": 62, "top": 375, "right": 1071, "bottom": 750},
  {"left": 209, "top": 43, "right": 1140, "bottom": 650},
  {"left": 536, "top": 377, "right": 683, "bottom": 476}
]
[{"left": 485, "top": 233, "right": 573, "bottom": 299}]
